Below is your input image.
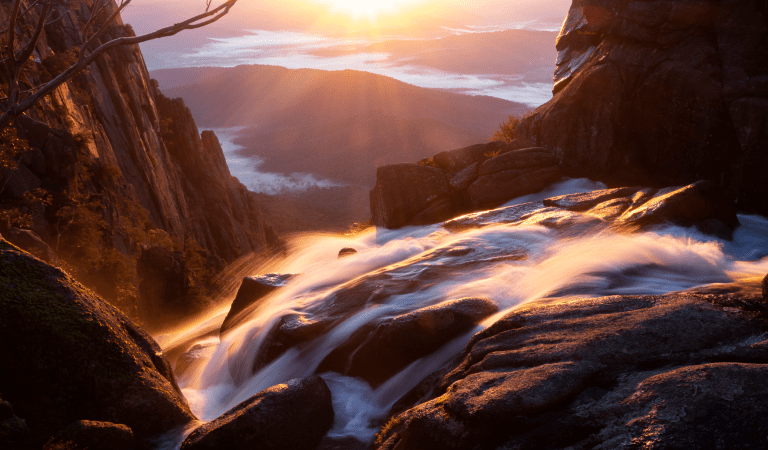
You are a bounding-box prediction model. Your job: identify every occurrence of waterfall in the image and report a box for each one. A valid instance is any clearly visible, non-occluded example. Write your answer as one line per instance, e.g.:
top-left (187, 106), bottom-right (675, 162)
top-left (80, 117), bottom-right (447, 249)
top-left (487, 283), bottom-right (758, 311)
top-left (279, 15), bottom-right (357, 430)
top-left (154, 179), bottom-right (768, 448)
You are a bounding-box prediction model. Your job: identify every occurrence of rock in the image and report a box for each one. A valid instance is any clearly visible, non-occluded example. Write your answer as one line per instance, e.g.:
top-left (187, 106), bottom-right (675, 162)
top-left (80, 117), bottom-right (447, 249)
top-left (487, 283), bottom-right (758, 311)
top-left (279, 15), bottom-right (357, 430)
top-left (4, 227), bottom-right (56, 262)
top-left (0, 399), bottom-right (30, 450)
top-left (317, 298), bottom-right (498, 387)
top-left (0, 163), bottom-right (41, 199)
top-left (449, 162), bottom-right (479, 191)
top-left (477, 147), bottom-right (557, 176)
top-left (542, 186), bottom-right (643, 211)
top-left (220, 274), bottom-right (294, 335)
top-left (0, 240), bottom-right (195, 446)
top-left (181, 376), bottom-right (333, 450)
top-left (175, 343), bottom-right (217, 379)
top-left (318, 435), bottom-right (368, 450)
top-left (763, 273), bottom-right (768, 302)
top-left (430, 141), bottom-right (515, 174)
top-left (517, 0), bottom-right (768, 216)
top-left (338, 247), bottom-right (358, 258)
top-left (43, 421), bottom-right (133, 450)
top-left (468, 166), bottom-right (562, 208)
top-left (617, 181), bottom-right (739, 234)
top-left (374, 287), bottom-right (768, 450)
top-left (370, 164), bottom-right (452, 229)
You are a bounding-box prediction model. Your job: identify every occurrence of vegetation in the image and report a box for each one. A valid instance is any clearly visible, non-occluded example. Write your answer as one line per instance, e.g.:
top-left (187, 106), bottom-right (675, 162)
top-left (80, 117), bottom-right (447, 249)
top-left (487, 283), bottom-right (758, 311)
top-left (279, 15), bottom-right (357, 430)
top-left (491, 114), bottom-right (520, 143)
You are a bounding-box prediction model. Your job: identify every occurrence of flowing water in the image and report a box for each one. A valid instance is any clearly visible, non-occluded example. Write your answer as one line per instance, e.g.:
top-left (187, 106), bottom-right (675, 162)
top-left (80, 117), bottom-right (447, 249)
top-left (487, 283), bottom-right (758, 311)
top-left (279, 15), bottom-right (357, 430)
top-left (154, 179), bottom-right (768, 448)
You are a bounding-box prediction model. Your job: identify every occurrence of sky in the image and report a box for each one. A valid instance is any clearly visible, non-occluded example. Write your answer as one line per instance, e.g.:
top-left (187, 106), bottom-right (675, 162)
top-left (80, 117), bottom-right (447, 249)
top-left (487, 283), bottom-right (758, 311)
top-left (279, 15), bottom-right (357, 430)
top-left (122, 0), bottom-right (572, 106)
top-left (121, 0), bottom-right (573, 193)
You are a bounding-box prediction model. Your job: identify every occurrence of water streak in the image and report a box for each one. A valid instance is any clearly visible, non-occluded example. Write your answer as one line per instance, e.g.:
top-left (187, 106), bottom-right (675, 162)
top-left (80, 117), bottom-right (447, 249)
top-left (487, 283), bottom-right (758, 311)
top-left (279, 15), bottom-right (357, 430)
top-left (158, 179), bottom-right (768, 448)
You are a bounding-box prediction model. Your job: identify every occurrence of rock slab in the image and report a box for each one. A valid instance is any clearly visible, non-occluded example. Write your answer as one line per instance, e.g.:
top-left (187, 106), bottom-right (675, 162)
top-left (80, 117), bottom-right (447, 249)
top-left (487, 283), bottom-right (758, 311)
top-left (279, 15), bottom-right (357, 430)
top-left (181, 376), bottom-right (333, 450)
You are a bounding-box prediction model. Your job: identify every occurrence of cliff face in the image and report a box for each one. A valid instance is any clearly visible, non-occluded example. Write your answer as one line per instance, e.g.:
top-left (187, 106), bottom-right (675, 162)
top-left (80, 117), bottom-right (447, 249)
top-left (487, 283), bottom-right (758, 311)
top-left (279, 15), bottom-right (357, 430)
top-left (0, 0), bottom-right (274, 318)
top-left (517, 0), bottom-right (768, 215)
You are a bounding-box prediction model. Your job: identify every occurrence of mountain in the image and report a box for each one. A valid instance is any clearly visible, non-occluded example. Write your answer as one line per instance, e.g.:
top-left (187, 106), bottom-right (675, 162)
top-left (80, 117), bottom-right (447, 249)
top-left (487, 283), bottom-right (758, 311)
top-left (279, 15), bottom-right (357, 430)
top-left (152, 65), bottom-right (531, 187)
top-left (0, 0), bottom-right (277, 323)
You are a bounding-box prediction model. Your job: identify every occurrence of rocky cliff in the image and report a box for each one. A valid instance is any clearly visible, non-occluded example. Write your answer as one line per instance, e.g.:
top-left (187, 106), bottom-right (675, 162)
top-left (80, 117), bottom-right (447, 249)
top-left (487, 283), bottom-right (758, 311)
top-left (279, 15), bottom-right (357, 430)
top-left (0, 0), bottom-right (276, 321)
top-left (517, 0), bottom-right (768, 215)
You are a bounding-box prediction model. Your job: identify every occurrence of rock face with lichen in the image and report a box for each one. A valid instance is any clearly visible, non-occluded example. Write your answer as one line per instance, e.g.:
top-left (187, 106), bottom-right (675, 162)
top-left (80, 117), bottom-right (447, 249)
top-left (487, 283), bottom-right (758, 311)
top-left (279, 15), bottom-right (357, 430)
top-left (0, 239), bottom-right (195, 448)
top-left (516, 0), bottom-right (768, 215)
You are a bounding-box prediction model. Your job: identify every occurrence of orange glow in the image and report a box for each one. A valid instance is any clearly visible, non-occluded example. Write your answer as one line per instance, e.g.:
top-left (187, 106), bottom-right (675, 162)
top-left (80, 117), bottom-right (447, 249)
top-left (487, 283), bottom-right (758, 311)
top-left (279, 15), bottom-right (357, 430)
top-left (314, 0), bottom-right (421, 18)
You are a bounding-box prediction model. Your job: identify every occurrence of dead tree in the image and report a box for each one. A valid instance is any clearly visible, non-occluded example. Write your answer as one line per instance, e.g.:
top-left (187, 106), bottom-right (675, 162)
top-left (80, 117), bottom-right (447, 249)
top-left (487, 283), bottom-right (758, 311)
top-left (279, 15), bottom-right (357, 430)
top-left (0, 0), bottom-right (236, 130)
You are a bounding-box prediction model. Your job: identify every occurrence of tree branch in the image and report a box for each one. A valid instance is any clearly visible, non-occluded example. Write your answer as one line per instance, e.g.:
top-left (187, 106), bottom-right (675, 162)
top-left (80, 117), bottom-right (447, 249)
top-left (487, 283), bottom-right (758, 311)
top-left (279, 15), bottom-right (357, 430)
top-left (0, 0), bottom-right (239, 130)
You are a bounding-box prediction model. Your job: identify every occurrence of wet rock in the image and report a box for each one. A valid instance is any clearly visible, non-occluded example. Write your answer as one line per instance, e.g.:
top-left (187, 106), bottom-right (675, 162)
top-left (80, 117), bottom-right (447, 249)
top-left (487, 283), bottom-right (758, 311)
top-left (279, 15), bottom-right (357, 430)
top-left (617, 181), bottom-right (739, 234)
top-left (251, 313), bottom-right (336, 375)
top-left (317, 298), bottom-right (498, 387)
top-left (175, 343), bottom-right (217, 379)
top-left (4, 227), bottom-right (56, 262)
top-left (43, 420), bottom-right (133, 450)
top-left (543, 186), bottom-right (643, 211)
top-left (338, 247), bottom-right (358, 258)
top-left (318, 435), bottom-right (368, 450)
top-left (374, 287), bottom-right (768, 450)
top-left (0, 240), bottom-right (195, 446)
top-left (370, 164), bottom-right (451, 229)
top-left (181, 376), bottom-right (333, 450)
top-left (220, 274), bottom-right (294, 335)
top-left (468, 166), bottom-right (562, 208)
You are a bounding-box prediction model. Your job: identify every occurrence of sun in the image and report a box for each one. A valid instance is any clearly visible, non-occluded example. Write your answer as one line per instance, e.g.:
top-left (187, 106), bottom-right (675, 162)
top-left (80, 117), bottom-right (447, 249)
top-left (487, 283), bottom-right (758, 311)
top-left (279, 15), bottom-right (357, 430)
top-left (319, 0), bottom-right (412, 17)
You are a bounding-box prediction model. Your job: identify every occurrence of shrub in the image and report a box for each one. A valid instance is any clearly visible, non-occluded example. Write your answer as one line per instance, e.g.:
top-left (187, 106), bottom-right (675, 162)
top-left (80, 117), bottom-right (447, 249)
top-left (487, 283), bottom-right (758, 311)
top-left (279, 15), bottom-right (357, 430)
top-left (491, 114), bottom-right (520, 143)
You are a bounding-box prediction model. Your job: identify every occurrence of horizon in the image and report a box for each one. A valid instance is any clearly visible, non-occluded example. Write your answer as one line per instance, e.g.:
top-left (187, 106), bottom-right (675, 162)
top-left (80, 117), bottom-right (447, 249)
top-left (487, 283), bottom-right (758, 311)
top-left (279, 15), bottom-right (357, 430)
top-left (123, 0), bottom-right (571, 106)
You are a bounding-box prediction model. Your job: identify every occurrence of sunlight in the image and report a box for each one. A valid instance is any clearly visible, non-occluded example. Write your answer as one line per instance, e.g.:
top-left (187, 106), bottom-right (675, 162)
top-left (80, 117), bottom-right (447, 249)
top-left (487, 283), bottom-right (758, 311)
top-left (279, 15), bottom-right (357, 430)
top-left (317, 0), bottom-right (416, 17)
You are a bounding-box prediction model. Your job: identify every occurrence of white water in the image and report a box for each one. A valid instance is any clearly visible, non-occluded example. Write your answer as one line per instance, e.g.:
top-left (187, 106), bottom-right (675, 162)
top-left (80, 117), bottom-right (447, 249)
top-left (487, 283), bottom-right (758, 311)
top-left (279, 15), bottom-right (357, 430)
top-left (155, 179), bottom-right (768, 448)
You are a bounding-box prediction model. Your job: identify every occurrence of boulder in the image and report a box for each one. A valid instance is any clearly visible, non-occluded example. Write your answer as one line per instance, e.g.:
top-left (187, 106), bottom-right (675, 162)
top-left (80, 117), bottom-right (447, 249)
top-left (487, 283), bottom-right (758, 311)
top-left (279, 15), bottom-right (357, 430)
top-left (374, 286), bottom-right (768, 450)
top-left (477, 147), bottom-right (557, 176)
top-left (468, 166), bottom-right (562, 208)
top-left (429, 141), bottom-right (515, 174)
top-left (0, 239), bottom-right (195, 446)
top-left (338, 248), bottom-right (358, 258)
top-left (43, 421), bottom-right (133, 450)
top-left (542, 186), bottom-right (643, 211)
top-left (4, 227), bottom-right (56, 262)
top-left (617, 181), bottom-right (739, 233)
top-left (181, 376), bottom-right (334, 450)
top-left (220, 273), bottom-right (294, 335)
top-left (370, 164), bottom-right (452, 229)
top-left (317, 298), bottom-right (498, 387)
top-left (0, 163), bottom-right (41, 199)
top-left (448, 162), bottom-right (479, 191)
top-left (517, 0), bottom-right (768, 216)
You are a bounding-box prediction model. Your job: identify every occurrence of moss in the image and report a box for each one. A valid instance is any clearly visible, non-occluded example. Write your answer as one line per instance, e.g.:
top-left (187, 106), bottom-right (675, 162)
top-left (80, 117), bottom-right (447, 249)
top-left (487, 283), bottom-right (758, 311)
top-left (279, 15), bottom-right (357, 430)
top-left (0, 242), bottom-right (135, 382)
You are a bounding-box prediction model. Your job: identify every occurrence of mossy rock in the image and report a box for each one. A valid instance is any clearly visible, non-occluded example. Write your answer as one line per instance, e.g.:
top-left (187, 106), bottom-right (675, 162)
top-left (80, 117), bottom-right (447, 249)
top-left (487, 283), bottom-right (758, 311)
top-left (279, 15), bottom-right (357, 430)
top-left (0, 239), bottom-right (195, 447)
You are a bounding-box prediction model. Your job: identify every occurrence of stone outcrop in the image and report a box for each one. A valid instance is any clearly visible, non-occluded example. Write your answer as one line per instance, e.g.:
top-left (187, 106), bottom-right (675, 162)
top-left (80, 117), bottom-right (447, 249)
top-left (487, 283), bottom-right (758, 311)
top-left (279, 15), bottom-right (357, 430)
top-left (374, 282), bottom-right (768, 450)
top-left (517, 0), bottom-right (768, 215)
top-left (0, 0), bottom-right (277, 319)
top-left (181, 376), bottom-right (333, 450)
top-left (0, 239), bottom-right (195, 447)
top-left (371, 141), bottom-right (561, 228)
top-left (220, 273), bottom-right (295, 335)
top-left (317, 298), bottom-right (499, 387)
top-left (445, 181), bottom-right (739, 239)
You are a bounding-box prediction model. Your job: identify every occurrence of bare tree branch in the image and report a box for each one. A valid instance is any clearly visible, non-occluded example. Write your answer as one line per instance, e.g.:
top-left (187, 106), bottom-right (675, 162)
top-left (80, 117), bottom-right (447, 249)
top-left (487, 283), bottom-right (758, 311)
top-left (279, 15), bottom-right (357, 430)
top-left (0, 0), bottom-right (238, 130)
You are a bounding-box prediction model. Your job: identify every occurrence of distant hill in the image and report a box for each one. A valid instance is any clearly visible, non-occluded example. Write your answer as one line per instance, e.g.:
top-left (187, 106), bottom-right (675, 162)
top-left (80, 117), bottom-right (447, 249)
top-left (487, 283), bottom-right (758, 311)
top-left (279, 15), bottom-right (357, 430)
top-left (153, 65), bottom-right (531, 187)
